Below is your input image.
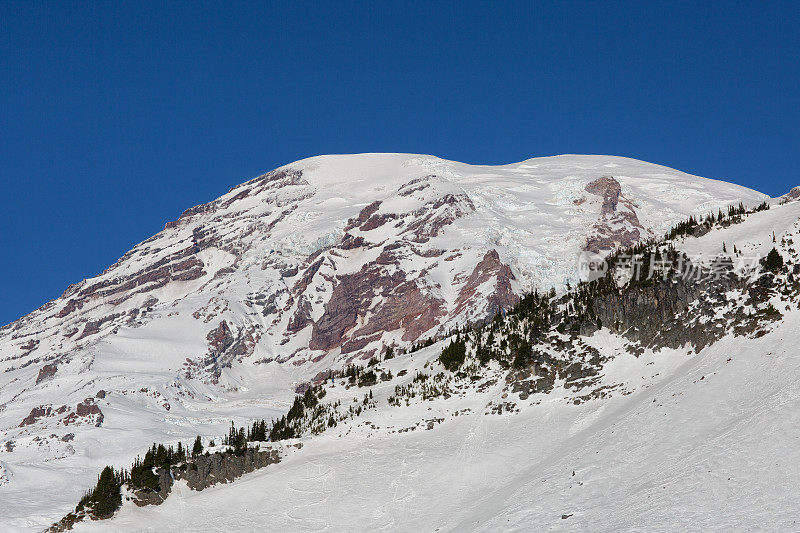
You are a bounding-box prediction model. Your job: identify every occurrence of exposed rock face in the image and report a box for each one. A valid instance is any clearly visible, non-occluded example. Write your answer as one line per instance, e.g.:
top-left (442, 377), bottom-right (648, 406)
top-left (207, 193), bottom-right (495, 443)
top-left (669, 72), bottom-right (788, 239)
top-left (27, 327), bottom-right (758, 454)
top-left (585, 176), bottom-right (623, 216)
top-left (131, 468), bottom-right (173, 507)
top-left (584, 176), bottom-right (650, 253)
top-left (453, 249), bottom-right (517, 321)
top-left (305, 185), bottom-right (479, 356)
top-left (309, 266), bottom-right (447, 354)
top-left (781, 186), bottom-right (800, 203)
top-left (64, 399), bottom-right (104, 427)
top-left (207, 320), bottom-right (234, 354)
top-left (504, 249), bottom-right (797, 409)
top-left (175, 447), bottom-right (282, 491)
top-left (20, 405), bottom-right (52, 427)
top-left (560, 258), bottom-right (790, 353)
top-left (191, 320), bottom-right (260, 382)
top-left (36, 363), bottom-right (57, 384)
top-left (19, 400), bottom-right (104, 428)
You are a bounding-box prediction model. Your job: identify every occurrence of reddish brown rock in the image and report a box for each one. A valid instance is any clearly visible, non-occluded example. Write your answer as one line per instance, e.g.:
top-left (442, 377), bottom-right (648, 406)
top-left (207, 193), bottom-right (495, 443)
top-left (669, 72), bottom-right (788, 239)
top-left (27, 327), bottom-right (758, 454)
top-left (65, 399), bottom-right (104, 427)
top-left (56, 299), bottom-right (81, 318)
top-left (344, 201), bottom-right (382, 231)
top-left (583, 176), bottom-right (647, 253)
top-left (585, 176), bottom-right (622, 215)
top-left (77, 312), bottom-right (123, 340)
top-left (404, 193), bottom-right (474, 243)
top-left (207, 321), bottom-right (234, 354)
top-left (360, 212), bottom-right (396, 231)
top-left (36, 363), bottom-right (57, 384)
top-left (20, 405), bottom-right (52, 427)
top-left (292, 258), bottom-right (324, 295)
top-left (287, 298), bottom-right (312, 333)
top-left (309, 263), bottom-right (446, 351)
top-left (453, 249), bottom-right (517, 321)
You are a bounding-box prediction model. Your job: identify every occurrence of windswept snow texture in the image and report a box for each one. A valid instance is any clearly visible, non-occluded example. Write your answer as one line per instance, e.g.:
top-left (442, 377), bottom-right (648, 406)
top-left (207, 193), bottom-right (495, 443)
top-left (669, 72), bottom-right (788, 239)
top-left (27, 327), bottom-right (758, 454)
top-left (0, 154), bottom-right (774, 530)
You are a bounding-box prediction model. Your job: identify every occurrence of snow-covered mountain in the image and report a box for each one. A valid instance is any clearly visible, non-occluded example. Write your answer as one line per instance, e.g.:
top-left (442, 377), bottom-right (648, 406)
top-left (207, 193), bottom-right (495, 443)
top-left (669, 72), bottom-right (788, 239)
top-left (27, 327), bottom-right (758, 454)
top-left (2, 153), bottom-right (791, 531)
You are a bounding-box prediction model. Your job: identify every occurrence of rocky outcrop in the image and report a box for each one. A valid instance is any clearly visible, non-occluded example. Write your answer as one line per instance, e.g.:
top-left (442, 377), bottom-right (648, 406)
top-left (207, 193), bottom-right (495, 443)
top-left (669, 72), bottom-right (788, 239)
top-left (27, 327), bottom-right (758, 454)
top-left (192, 321), bottom-right (260, 381)
top-left (564, 253), bottom-right (791, 353)
top-left (309, 263), bottom-right (446, 354)
top-left (585, 176), bottom-right (623, 216)
top-left (63, 398), bottom-right (104, 427)
top-left (20, 405), bottom-right (52, 427)
top-left (48, 446), bottom-right (284, 531)
top-left (131, 468), bottom-right (173, 507)
top-left (36, 363), bottom-right (57, 384)
top-left (19, 399), bottom-right (104, 428)
top-left (584, 176), bottom-right (649, 253)
top-left (453, 249), bottom-right (517, 321)
top-left (780, 186), bottom-right (800, 203)
top-left (207, 320), bottom-right (234, 354)
top-left (175, 447), bottom-right (282, 491)
top-left (344, 201), bottom-right (382, 231)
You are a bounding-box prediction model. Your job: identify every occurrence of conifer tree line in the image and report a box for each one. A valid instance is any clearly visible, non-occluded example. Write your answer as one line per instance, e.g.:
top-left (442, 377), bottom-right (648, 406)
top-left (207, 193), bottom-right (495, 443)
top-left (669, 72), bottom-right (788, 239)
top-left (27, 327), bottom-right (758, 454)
top-left (665, 201), bottom-right (769, 240)
top-left (436, 201), bottom-right (785, 374)
top-left (73, 385), bottom-right (330, 519)
top-left (77, 466), bottom-right (125, 519)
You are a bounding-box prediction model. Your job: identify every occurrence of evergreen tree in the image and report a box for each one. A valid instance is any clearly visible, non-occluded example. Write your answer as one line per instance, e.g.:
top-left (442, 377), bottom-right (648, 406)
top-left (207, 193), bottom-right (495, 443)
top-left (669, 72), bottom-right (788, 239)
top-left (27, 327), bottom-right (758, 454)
top-left (438, 337), bottom-right (467, 371)
top-left (79, 466), bottom-right (122, 518)
top-left (192, 435), bottom-right (203, 457)
top-left (129, 455), bottom-right (159, 492)
top-left (763, 248), bottom-right (784, 273)
top-left (384, 345), bottom-right (395, 360)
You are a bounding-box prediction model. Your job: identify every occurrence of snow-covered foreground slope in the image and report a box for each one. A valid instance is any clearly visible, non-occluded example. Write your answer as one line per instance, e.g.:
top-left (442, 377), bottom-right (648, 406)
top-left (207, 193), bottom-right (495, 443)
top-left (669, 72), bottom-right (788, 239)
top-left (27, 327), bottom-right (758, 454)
top-left (0, 153), bottom-right (790, 531)
top-left (71, 311), bottom-right (800, 532)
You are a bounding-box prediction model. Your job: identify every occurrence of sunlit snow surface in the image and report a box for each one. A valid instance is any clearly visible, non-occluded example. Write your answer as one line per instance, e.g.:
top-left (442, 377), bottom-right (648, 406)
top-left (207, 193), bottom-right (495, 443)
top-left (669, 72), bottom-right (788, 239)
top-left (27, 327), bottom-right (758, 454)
top-left (72, 318), bottom-right (800, 532)
top-left (1, 154), bottom-right (788, 531)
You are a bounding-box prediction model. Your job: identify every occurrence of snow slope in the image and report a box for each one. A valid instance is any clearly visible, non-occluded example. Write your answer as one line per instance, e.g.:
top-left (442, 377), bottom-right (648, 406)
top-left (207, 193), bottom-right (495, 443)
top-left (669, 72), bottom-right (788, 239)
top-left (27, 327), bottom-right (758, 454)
top-left (71, 308), bottom-right (800, 532)
top-left (0, 154), bottom-right (780, 530)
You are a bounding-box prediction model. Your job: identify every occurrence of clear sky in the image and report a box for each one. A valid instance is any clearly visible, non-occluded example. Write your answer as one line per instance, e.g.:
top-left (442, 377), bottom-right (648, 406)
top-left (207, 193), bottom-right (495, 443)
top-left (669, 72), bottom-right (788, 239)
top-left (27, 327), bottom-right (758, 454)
top-left (1, 1), bottom-right (798, 326)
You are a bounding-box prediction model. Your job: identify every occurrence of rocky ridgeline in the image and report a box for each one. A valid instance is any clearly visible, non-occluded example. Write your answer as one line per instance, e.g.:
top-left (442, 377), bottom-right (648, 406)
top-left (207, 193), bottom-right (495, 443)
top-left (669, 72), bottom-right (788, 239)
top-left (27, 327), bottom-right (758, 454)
top-left (176, 445), bottom-right (283, 491)
top-left (48, 445), bottom-right (286, 531)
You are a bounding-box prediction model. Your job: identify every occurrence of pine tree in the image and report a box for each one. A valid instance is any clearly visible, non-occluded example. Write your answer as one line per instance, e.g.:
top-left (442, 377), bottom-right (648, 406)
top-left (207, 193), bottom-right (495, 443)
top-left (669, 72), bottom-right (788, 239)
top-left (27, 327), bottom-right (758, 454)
top-left (763, 248), bottom-right (784, 273)
top-left (79, 466), bottom-right (122, 518)
top-left (192, 435), bottom-right (203, 457)
top-left (438, 337), bottom-right (467, 371)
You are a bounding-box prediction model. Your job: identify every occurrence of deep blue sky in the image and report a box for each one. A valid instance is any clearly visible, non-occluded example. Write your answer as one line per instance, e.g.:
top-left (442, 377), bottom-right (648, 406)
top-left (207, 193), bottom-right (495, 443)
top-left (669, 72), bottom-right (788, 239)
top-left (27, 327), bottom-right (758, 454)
top-left (1, 1), bottom-right (798, 326)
